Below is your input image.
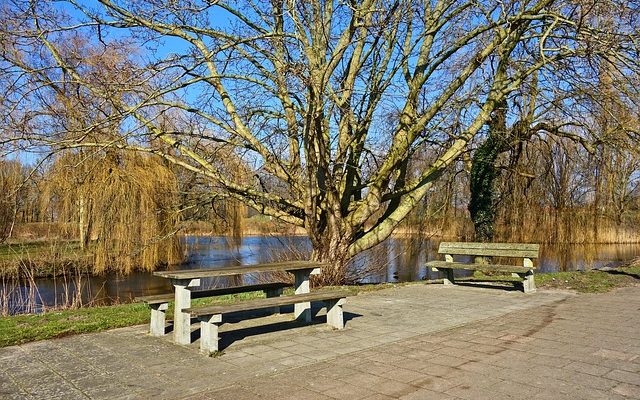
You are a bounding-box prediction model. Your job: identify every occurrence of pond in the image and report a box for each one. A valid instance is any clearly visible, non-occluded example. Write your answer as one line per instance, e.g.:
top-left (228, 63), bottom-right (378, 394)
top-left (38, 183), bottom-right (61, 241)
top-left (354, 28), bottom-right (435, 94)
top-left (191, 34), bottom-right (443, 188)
top-left (4, 235), bottom-right (640, 314)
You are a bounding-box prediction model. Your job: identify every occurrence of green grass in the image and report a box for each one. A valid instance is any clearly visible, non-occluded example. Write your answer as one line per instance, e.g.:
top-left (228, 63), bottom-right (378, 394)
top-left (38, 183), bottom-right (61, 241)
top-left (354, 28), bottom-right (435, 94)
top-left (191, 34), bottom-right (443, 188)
top-left (534, 266), bottom-right (640, 293)
top-left (468, 266), bottom-right (640, 293)
top-left (0, 240), bottom-right (94, 278)
top-left (0, 290), bottom-right (282, 347)
top-left (0, 240), bottom-right (86, 259)
top-left (0, 303), bottom-right (150, 347)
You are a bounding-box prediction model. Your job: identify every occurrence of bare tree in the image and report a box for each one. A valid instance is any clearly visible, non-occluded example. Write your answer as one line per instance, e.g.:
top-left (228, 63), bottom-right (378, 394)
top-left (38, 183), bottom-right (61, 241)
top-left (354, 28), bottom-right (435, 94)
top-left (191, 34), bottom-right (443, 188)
top-left (1, 0), bottom-right (639, 283)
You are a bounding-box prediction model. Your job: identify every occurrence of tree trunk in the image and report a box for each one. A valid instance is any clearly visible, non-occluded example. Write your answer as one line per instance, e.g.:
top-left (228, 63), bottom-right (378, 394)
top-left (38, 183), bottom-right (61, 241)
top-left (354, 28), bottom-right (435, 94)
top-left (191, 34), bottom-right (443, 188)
top-left (468, 143), bottom-right (501, 242)
top-left (468, 101), bottom-right (510, 242)
top-left (311, 238), bottom-right (352, 286)
top-left (79, 195), bottom-right (86, 250)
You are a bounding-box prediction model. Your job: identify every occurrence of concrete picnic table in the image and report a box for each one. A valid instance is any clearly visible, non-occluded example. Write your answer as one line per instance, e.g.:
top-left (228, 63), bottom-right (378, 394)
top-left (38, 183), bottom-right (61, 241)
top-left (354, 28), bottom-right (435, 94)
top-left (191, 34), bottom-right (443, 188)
top-left (153, 261), bottom-right (325, 345)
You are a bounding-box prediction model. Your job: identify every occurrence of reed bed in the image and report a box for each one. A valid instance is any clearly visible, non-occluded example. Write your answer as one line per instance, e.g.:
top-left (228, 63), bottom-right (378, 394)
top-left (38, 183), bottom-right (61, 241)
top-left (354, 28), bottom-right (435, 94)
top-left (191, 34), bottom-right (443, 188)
top-left (0, 244), bottom-right (97, 316)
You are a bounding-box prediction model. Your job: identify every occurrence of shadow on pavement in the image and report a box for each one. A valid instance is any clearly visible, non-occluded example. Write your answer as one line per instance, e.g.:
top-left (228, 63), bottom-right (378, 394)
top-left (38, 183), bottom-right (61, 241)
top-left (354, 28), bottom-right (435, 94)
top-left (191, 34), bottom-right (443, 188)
top-left (601, 268), bottom-right (640, 280)
top-left (179, 304), bottom-right (362, 349)
top-left (452, 280), bottom-right (522, 292)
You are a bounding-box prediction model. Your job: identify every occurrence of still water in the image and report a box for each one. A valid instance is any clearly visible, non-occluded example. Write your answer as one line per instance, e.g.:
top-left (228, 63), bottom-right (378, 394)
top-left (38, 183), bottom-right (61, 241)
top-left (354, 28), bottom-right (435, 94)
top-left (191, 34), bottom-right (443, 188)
top-left (6, 236), bottom-right (640, 313)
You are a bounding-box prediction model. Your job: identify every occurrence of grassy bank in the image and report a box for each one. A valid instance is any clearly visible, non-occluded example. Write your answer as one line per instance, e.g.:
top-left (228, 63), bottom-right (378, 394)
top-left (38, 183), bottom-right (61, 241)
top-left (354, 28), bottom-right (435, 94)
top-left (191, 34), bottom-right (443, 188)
top-left (1, 267), bottom-right (638, 348)
top-left (0, 290), bottom-right (272, 347)
top-left (0, 284), bottom-right (399, 348)
top-left (0, 241), bottom-right (93, 278)
top-left (534, 265), bottom-right (640, 293)
top-left (469, 265), bottom-right (640, 293)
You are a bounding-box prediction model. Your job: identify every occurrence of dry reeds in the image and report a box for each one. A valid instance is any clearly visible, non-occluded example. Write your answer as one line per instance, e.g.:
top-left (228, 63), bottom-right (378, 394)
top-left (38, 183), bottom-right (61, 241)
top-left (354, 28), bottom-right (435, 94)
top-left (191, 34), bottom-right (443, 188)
top-left (0, 253), bottom-right (92, 316)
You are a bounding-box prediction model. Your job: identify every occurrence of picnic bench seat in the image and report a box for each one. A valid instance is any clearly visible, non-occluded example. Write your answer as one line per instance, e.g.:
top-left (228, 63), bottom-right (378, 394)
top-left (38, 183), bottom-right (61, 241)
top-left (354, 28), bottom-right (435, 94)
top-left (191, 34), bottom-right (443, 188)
top-left (135, 282), bottom-right (291, 336)
top-left (184, 290), bottom-right (350, 353)
top-left (426, 242), bottom-right (540, 293)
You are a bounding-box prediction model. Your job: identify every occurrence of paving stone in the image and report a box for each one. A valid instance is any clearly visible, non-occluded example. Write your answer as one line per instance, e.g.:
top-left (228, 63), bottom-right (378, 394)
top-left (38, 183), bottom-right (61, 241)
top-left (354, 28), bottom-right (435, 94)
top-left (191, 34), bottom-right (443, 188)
top-left (594, 348), bottom-right (635, 361)
top-left (556, 370), bottom-right (619, 391)
top-left (606, 369), bottom-right (640, 386)
top-left (398, 388), bottom-right (455, 400)
top-left (612, 383), bottom-right (640, 398)
top-left (445, 384), bottom-right (516, 400)
top-left (280, 388), bottom-right (334, 400)
top-left (322, 383), bottom-right (376, 399)
top-left (563, 361), bottom-right (611, 376)
top-left (3, 284), bottom-right (640, 399)
top-left (199, 385), bottom-right (261, 400)
top-left (427, 354), bottom-right (468, 368)
top-left (411, 375), bottom-right (459, 392)
top-left (366, 379), bottom-right (416, 397)
top-left (382, 367), bottom-right (430, 384)
top-left (364, 394), bottom-right (396, 400)
top-left (491, 379), bottom-right (540, 398)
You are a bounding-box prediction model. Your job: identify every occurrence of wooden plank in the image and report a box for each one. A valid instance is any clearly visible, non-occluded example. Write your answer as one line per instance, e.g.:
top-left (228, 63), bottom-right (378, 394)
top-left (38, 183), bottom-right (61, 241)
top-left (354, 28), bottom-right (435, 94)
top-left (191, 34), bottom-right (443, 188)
top-left (184, 290), bottom-right (351, 317)
top-left (426, 261), bottom-right (533, 274)
top-left (153, 261), bottom-right (327, 279)
top-left (437, 242), bottom-right (540, 258)
top-left (135, 282), bottom-right (291, 305)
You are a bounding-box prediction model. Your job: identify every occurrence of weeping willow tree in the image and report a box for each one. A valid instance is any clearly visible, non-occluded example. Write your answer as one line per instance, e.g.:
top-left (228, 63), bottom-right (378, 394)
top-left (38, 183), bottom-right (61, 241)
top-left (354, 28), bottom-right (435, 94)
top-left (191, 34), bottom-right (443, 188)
top-left (41, 151), bottom-right (183, 274)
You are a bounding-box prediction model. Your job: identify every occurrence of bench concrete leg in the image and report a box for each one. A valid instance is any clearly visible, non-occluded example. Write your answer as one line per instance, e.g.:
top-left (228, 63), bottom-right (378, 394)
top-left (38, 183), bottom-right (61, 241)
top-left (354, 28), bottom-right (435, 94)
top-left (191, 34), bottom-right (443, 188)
top-left (172, 278), bottom-right (200, 345)
top-left (442, 269), bottom-right (455, 285)
top-left (149, 302), bottom-right (168, 336)
top-left (199, 314), bottom-right (222, 354)
top-left (325, 298), bottom-right (346, 330)
top-left (293, 270), bottom-right (311, 322)
top-left (519, 271), bottom-right (536, 293)
top-left (265, 288), bottom-right (283, 314)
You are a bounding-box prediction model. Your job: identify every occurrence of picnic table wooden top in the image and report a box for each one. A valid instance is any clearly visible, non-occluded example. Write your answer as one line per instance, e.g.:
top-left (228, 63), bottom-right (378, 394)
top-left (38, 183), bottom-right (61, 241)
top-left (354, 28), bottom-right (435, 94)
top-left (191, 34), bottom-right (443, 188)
top-left (153, 260), bottom-right (326, 280)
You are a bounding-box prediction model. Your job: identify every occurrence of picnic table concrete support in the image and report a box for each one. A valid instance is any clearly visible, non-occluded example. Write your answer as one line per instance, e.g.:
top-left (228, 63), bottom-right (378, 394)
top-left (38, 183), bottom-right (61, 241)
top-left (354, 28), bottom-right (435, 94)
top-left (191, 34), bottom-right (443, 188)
top-left (149, 302), bottom-right (169, 337)
top-left (519, 270), bottom-right (536, 293)
top-left (325, 298), bottom-right (346, 329)
top-left (441, 269), bottom-right (455, 285)
top-left (293, 269), bottom-right (311, 322)
top-left (442, 254), bottom-right (455, 285)
top-left (520, 258), bottom-right (535, 293)
top-left (199, 314), bottom-right (222, 353)
top-left (171, 278), bottom-right (200, 345)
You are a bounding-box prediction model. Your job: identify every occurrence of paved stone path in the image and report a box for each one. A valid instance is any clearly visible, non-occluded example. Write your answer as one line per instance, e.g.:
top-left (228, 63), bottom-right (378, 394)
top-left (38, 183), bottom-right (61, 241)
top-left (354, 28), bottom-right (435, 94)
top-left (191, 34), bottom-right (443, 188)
top-left (1, 283), bottom-right (639, 399)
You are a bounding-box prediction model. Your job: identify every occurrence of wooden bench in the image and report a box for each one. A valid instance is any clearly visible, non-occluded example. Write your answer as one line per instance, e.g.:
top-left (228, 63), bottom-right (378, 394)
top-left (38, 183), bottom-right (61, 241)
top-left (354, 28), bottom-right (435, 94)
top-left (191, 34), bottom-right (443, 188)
top-left (185, 290), bottom-right (350, 353)
top-left (135, 282), bottom-right (290, 336)
top-left (426, 242), bottom-right (540, 293)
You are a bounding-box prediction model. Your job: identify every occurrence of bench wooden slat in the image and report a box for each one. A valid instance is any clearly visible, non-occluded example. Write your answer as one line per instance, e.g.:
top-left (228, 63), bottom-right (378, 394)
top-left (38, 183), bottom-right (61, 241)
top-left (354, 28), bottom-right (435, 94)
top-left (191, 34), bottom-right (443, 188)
top-left (427, 261), bottom-right (533, 274)
top-left (135, 282), bottom-right (291, 305)
top-left (184, 290), bottom-right (351, 317)
top-left (438, 242), bottom-right (540, 258)
top-left (153, 261), bottom-right (327, 280)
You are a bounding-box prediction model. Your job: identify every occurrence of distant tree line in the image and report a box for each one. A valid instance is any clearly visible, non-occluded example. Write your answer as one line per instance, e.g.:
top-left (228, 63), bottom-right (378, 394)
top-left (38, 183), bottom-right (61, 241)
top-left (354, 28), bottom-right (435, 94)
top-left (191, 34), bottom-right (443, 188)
top-left (404, 134), bottom-right (640, 244)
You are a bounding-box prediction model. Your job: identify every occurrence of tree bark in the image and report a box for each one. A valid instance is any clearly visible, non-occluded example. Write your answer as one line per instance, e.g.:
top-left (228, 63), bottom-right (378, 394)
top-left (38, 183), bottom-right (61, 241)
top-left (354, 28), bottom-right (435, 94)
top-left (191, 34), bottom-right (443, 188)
top-left (468, 104), bottom-right (510, 242)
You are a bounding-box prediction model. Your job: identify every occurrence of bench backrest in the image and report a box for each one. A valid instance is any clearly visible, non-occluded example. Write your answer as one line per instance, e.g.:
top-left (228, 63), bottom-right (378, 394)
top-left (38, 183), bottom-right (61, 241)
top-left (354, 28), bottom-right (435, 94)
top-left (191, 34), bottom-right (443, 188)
top-left (437, 242), bottom-right (539, 259)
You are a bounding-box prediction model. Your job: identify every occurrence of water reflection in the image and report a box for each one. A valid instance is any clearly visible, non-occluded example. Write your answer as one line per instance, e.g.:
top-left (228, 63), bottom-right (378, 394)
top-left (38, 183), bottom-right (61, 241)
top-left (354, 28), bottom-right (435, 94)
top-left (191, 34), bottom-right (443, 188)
top-left (4, 236), bottom-right (640, 313)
